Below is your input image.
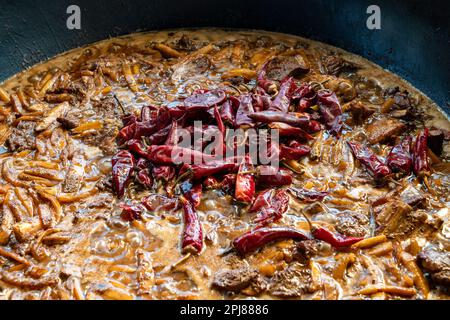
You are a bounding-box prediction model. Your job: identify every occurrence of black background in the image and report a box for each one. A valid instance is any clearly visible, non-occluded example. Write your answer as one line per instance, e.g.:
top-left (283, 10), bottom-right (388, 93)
top-left (0, 0), bottom-right (449, 111)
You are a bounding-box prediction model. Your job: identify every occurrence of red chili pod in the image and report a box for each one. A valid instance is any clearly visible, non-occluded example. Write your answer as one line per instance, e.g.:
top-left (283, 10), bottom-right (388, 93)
top-left (311, 226), bottom-right (363, 248)
top-left (279, 141), bottom-right (311, 160)
top-left (180, 181), bottom-right (203, 208)
top-left (387, 136), bottom-right (412, 173)
top-left (235, 155), bottom-right (255, 203)
top-left (233, 227), bottom-right (310, 255)
top-left (180, 196), bottom-right (203, 254)
top-left (111, 150), bottom-right (135, 198)
top-left (317, 89), bottom-right (343, 136)
top-left (347, 141), bottom-right (391, 179)
top-left (257, 166), bottom-right (293, 187)
top-left (234, 94), bottom-right (255, 128)
top-left (269, 122), bottom-right (314, 141)
top-left (248, 111), bottom-right (311, 128)
top-left (120, 203), bottom-right (145, 221)
top-left (184, 89), bottom-right (226, 110)
top-left (412, 128), bottom-right (431, 178)
top-left (288, 187), bottom-right (329, 202)
top-left (152, 165), bottom-right (176, 182)
top-left (269, 77), bottom-right (295, 113)
top-left (252, 189), bottom-right (289, 225)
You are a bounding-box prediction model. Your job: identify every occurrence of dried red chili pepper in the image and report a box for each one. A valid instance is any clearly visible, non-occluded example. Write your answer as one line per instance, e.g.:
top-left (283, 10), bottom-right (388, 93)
top-left (413, 128), bottom-right (431, 178)
top-left (180, 196), bottom-right (203, 254)
top-left (126, 139), bottom-right (148, 158)
top-left (167, 101), bottom-right (187, 119)
top-left (145, 123), bottom-right (172, 145)
top-left (180, 181), bottom-right (203, 208)
top-left (235, 155), bottom-right (255, 203)
top-left (269, 122), bottom-right (313, 141)
top-left (317, 89), bottom-right (343, 136)
top-left (136, 170), bottom-right (152, 188)
top-left (387, 136), bottom-right (412, 173)
top-left (203, 176), bottom-right (220, 189)
top-left (292, 83), bottom-right (317, 111)
top-left (140, 105), bottom-right (158, 122)
top-left (146, 145), bottom-right (215, 165)
top-left (252, 87), bottom-right (272, 111)
top-left (184, 89), bottom-right (226, 111)
top-left (122, 113), bottom-right (137, 126)
top-left (180, 161), bottom-right (237, 180)
top-left (219, 99), bottom-right (237, 125)
top-left (249, 189), bottom-right (274, 213)
top-left (118, 123), bottom-right (137, 142)
top-left (347, 141), bottom-right (391, 179)
top-left (165, 120), bottom-right (179, 146)
top-left (213, 105), bottom-right (226, 156)
top-left (111, 150), bottom-right (135, 198)
top-left (135, 158), bottom-right (152, 188)
top-left (233, 227), bottom-right (309, 255)
top-left (136, 107), bottom-right (171, 139)
top-left (120, 202), bottom-right (145, 221)
top-left (219, 173), bottom-right (237, 193)
top-left (269, 77), bottom-right (295, 113)
top-left (288, 187), bottom-right (329, 202)
top-left (152, 165), bottom-right (176, 182)
top-left (257, 63), bottom-right (277, 94)
top-left (252, 189), bottom-right (290, 225)
top-left (311, 226), bottom-right (363, 248)
top-left (306, 119), bottom-right (322, 133)
top-left (118, 106), bottom-right (172, 142)
top-left (257, 166), bottom-right (293, 187)
top-left (279, 141), bottom-right (311, 160)
top-left (248, 111), bottom-right (311, 128)
top-left (235, 94), bottom-right (255, 128)
top-left (141, 194), bottom-right (179, 212)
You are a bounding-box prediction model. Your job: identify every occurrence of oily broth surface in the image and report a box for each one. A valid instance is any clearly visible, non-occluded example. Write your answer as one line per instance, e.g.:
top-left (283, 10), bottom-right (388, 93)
top-left (0, 29), bottom-right (448, 300)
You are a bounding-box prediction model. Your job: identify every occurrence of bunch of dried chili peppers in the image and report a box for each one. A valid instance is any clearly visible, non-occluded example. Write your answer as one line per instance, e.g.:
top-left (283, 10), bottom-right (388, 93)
top-left (111, 71), bottom-right (433, 256)
top-left (347, 128), bottom-right (431, 180)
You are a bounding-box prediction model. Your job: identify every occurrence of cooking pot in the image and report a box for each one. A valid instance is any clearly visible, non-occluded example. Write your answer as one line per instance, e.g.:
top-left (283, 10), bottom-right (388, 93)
top-left (0, 0), bottom-right (448, 112)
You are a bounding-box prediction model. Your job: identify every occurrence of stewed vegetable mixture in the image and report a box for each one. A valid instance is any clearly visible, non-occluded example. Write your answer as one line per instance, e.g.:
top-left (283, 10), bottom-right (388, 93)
top-left (0, 29), bottom-right (448, 300)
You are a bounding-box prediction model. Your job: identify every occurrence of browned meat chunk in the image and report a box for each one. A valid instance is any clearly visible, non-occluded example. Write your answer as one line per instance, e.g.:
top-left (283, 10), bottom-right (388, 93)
top-left (57, 116), bottom-right (79, 130)
top-left (390, 109), bottom-right (411, 119)
top-left (347, 101), bottom-right (374, 124)
top-left (169, 34), bottom-right (202, 51)
top-left (96, 173), bottom-right (112, 192)
top-left (49, 77), bottom-right (89, 103)
top-left (212, 268), bottom-right (258, 292)
top-left (383, 87), bottom-right (413, 110)
top-left (63, 154), bottom-right (85, 193)
top-left (417, 246), bottom-right (450, 288)
top-left (366, 118), bottom-right (406, 144)
top-left (399, 185), bottom-right (426, 207)
top-left (264, 55), bottom-right (309, 81)
top-left (92, 96), bottom-right (120, 119)
top-left (294, 240), bottom-right (331, 262)
top-left (335, 211), bottom-right (370, 237)
top-left (80, 119), bottom-right (120, 155)
top-left (427, 128), bottom-right (447, 156)
top-left (6, 121), bottom-right (36, 151)
top-left (374, 200), bottom-right (428, 238)
top-left (321, 54), bottom-right (357, 76)
top-left (171, 55), bottom-right (211, 81)
top-left (269, 263), bottom-right (316, 297)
